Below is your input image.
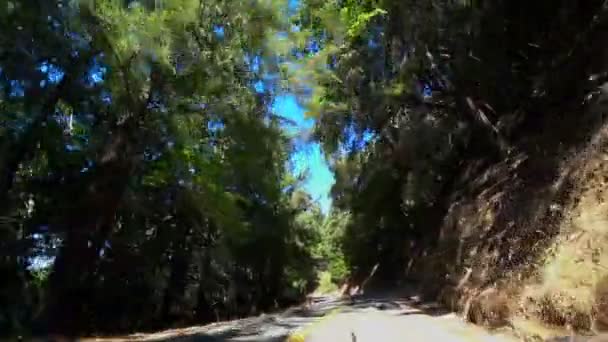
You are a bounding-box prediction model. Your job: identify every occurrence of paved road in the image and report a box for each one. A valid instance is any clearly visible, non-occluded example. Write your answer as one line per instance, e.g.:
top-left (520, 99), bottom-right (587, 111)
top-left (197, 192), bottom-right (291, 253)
top-left (301, 295), bottom-right (516, 342)
top-left (96, 291), bottom-right (519, 342)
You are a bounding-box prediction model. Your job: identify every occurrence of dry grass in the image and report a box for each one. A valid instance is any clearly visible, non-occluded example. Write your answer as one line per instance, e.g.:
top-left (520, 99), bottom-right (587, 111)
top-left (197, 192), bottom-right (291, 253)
top-left (523, 187), bottom-right (608, 332)
top-left (410, 121), bottom-right (608, 336)
top-left (466, 287), bottom-right (513, 328)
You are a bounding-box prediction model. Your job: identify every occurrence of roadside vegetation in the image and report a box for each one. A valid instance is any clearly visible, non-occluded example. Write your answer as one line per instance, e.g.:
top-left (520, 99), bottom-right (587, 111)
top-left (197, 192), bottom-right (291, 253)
top-left (293, 0), bottom-right (608, 338)
top-left (3, 0), bottom-right (608, 339)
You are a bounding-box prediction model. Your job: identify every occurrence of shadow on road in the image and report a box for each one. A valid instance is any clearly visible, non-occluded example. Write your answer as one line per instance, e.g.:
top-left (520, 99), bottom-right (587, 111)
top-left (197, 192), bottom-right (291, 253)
top-left (342, 290), bottom-right (451, 317)
top-left (143, 317), bottom-right (294, 342)
top-left (72, 291), bottom-right (456, 341)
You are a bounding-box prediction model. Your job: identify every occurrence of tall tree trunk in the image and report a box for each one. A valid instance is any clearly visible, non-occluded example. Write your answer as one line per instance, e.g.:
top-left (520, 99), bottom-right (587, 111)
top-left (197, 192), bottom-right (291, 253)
top-left (39, 125), bottom-right (135, 334)
top-left (195, 229), bottom-right (216, 323)
top-left (161, 224), bottom-right (193, 323)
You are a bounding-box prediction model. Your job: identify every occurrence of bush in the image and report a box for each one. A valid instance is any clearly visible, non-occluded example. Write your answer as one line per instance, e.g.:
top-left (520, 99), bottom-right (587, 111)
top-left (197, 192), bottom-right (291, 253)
top-left (316, 271), bottom-right (339, 294)
top-left (328, 255), bottom-right (348, 284)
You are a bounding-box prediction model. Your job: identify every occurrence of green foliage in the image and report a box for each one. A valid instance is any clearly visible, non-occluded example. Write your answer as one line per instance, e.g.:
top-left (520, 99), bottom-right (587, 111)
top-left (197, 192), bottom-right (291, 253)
top-left (30, 268), bottom-right (50, 288)
top-left (298, 0), bottom-right (608, 284)
top-left (320, 211), bottom-right (349, 281)
top-left (316, 270), bottom-right (339, 294)
top-left (0, 0), bottom-right (322, 335)
top-left (340, 5), bottom-right (386, 39)
top-left (2, 0), bottom-right (606, 336)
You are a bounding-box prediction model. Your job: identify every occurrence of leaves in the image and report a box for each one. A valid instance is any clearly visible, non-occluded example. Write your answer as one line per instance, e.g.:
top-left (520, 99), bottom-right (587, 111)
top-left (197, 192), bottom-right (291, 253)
top-left (0, 0), bottom-right (320, 335)
top-left (341, 6), bottom-right (386, 39)
top-left (298, 0), bottom-right (608, 283)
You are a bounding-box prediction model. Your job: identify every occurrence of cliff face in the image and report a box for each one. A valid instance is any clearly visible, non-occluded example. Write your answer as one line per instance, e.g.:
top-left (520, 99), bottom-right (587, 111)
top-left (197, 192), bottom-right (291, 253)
top-left (407, 100), bottom-right (608, 336)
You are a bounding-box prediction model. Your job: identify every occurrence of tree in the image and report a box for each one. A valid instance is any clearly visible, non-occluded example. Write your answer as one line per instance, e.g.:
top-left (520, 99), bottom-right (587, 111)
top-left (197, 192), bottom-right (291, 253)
top-left (0, 0), bottom-right (320, 336)
top-left (297, 0), bottom-right (608, 283)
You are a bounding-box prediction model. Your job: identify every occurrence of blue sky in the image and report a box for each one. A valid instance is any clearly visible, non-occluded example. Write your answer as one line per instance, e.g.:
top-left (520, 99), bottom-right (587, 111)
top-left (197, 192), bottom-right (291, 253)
top-left (272, 94), bottom-right (334, 213)
top-left (267, 0), bottom-right (335, 214)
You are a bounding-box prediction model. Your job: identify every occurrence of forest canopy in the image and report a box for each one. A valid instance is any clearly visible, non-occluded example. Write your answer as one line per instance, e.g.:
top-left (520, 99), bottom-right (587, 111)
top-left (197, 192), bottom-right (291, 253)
top-left (2, 0), bottom-right (608, 337)
top-left (0, 0), bottom-right (322, 335)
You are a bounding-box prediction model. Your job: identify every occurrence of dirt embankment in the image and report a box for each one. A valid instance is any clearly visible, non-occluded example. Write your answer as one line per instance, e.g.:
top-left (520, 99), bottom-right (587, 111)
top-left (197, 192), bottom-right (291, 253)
top-left (407, 103), bottom-right (608, 339)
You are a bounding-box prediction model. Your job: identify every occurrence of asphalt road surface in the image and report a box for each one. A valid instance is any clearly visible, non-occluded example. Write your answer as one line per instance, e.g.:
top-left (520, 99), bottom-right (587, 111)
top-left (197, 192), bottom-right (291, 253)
top-left (91, 292), bottom-right (518, 342)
